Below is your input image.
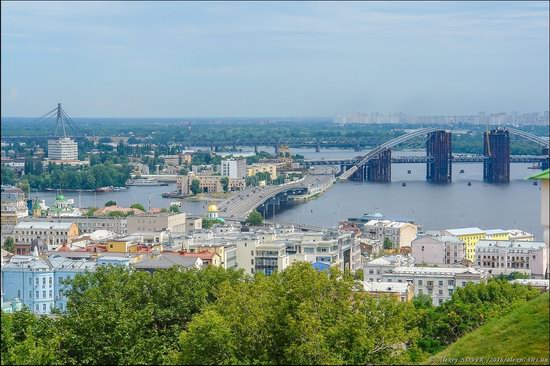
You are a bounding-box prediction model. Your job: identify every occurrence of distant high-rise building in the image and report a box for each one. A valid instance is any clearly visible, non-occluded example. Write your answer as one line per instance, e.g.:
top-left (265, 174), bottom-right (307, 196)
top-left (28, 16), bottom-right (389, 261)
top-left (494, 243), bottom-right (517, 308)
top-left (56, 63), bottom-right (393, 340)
top-left (221, 158), bottom-right (247, 179)
top-left (47, 137), bottom-right (78, 161)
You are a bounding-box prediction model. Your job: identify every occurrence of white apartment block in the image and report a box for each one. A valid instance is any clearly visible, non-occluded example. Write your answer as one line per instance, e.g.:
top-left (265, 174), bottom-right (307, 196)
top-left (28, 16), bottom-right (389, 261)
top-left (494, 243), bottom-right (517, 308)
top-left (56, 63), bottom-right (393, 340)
top-left (363, 255), bottom-right (415, 282)
top-left (47, 137), bottom-right (78, 161)
top-left (379, 267), bottom-right (487, 306)
top-left (363, 219), bottom-right (418, 248)
top-left (475, 240), bottom-right (548, 279)
top-left (126, 213), bottom-right (186, 234)
top-left (221, 158), bottom-right (247, 179)
top-left (13, 222), bottom-right (79, 249)
top-left (506, 229), bottom-right (535, 241)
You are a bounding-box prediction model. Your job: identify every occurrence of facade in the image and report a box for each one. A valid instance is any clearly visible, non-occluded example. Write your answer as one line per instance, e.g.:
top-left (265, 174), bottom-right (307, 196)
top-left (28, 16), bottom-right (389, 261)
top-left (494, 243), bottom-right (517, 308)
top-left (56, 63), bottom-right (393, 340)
top-left (1, 186), bottom-right (28, 240)
top-left (484, 229), bottom-right (510, 241)
top-left (380, 266), bottom-right (487, 306)
top-left (46, 195), bottom-right (81, 217)
top-left (50, 256), bottom-right (97, 311)
top-left (247, 163), bottom-right (278, 180)
top-left (13, 222), bottom-right (79, 250)
top-left (363, 219), bottom-right (418, 248)
top-left (47, 137), bottom-right (78, 161)
top-left (475, 240), bottom-right (548, 279)
top-left (24, 216), bottom-right (128, 236)
top-left (159, 155), bottom-right (180, 166)
top-left (411, 235), bottom-right (465, 266)
top-left (221, 158), bottom-right (247, 179)
top-left (528, 170), bottom-right (549, 248)
top-left (361, 281), bottom-right (415, 302)
top-left (133, 253), bottom-right (203, 272)
top-left (126, 213), bottom-right (186, 234)
top-left (363, 255), bottom-right (415, 282)
top-left (443, 227), bottom-right (486, 262)
top-left (177, 172), bottom-right (245, 195)
top-left (506, 229), bottom-right (535, 241)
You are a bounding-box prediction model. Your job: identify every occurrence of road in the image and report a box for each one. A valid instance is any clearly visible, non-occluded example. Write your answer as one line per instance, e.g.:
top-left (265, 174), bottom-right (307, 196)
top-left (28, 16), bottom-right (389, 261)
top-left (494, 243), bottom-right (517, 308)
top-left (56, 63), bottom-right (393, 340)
top-left (218, 174), bottom-right (334, 221)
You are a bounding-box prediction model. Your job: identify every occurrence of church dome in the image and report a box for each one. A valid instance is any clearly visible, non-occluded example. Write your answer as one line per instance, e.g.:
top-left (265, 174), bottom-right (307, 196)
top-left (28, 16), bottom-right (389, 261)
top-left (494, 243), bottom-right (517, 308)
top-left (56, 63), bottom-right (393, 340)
top-left (207, 204), bottom-right (219, 212)
top-left (56, 194), bottom-right (65, 201)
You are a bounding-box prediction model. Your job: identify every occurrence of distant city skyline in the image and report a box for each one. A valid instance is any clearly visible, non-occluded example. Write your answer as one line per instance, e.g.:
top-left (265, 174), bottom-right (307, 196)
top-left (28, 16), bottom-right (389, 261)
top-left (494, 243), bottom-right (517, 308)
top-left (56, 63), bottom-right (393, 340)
top-left (1, 1), bottom-right (549, 117)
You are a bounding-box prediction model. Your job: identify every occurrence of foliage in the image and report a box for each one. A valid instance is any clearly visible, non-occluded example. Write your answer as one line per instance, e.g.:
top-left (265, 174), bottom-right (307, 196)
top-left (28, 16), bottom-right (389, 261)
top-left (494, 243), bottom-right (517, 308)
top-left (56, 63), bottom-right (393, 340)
top-left (177, 263), bottom-right (420, 365)
top-left (178, 167), bottom-right (188, 175)
top-left (16, 179), bottom-right (30, 196)
top-left (106, 211), bottom-right (133, 217)
top-left (427, 292), bottom-right (549, 364)
top-left (1, 165), bottom-right (16, 186)
top-left (130, 203), bottom-right (145, 211)
top-left (25, 163), bottom-right (131, 191)
top-left (104, 200), bottom-right (117, 207)
top-left (383, 237), bottom-right (394, 250)
top-left (246, 210), bottom-right (263, 226)
top-left (169, 205), bottom-right (180, 213)
top-left (202, 218), bottom-right (224, 229)
top-left (84, 207), bottom-right (98, 217)
top-left (190, 179), bottom-right (201, 195)
top-left (414, 278), bottom-right (540, 354)
top-left (3, 236), bottom-right (15, 253)
top-left (498, 271), bottom-right (530, 280)
top-left (220, 177), bottom-right (229, 192)
top-left (1, 309), bottom-right (62, 365)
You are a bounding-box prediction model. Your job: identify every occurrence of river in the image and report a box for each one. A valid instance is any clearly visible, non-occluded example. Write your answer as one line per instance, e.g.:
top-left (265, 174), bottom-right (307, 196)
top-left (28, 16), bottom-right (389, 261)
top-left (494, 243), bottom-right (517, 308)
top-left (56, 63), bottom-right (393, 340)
top-left (32, 147), bottom-right (544, 240)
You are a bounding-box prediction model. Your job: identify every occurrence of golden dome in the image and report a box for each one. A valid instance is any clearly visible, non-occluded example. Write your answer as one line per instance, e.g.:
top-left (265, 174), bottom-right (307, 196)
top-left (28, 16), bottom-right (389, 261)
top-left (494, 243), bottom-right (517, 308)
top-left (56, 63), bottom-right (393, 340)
top-left (207, 204), bottom-right (219, 212)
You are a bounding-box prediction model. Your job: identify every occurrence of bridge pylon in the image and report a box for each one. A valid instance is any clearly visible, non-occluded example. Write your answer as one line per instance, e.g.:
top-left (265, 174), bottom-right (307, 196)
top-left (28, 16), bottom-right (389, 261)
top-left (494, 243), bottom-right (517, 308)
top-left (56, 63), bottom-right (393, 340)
top-left (483, 128), bottom-right (510, 183)
top-left (426, 130), bottom-right (452, 183)
top-left (367, 149), bottom-right (391, 182)
top-left (542, 147), bottom-right (549, 170)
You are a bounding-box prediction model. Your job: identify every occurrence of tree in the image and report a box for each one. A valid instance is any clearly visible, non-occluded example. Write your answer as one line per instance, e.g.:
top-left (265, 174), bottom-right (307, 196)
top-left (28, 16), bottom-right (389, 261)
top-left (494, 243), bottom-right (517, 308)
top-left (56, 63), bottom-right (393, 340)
top-left (85, 207), bottom-right (98, 217)
top-left (383, 237), bottom-right (394, 250)
top-left (3, 236), bottom-right (15, 253)
top-left (16, 179), bottom-right (30, 196)
top-left (1, 165), bottom-right (16, 185)
top-left (169, 205), bottom-right (180, 213)
top-left (190, 179), bottom-right (201, 195)
top-left (178, 167), bottom-right (188, 175)
top-left (104, 200), bottom-right (117, 207)
top-left (130, 203), bottom-right (145, 211)
top-left (220, 177), bottom-right (229, 192)
top-left (246, 210), bottom-right (263, 226)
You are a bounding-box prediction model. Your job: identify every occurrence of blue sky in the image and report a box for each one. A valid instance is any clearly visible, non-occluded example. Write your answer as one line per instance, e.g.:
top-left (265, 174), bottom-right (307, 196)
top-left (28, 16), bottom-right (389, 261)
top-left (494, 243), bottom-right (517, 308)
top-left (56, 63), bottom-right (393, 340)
top-left (1, 1), bottom-right (549, 117)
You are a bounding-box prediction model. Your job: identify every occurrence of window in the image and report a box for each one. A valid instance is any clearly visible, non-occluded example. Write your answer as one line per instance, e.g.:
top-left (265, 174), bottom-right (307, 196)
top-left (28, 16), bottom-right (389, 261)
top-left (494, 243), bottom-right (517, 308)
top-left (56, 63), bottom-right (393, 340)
top-left (43, 304), bottom-right (46, 311)
top-left (251, 250), bottom-right (254, 256)
top-left (438, 299), bottom-right (443, 305)
top-left (448, 280), bottom-right (455, 286)
top-left (29, 277), bottom-right (32, 285)
top-left (418, 289), bottom-right (423, 294)
top-left (35, 304), bottom-right (39, 311)
top-left (35, 278), bottom-right (39, 285)
top-left (438, 290), bottom-right (443, 295)
top-left (250, 259), bottom-right (254, 265)
top-left (49, 290), bottom-right (53, 298)
top-left (49, 277), bottom-right (52, 285)
top-left (29, 291), bottom-right (31, 298)
top-left (42, 277), bottom-right (46, 285)
top-left (43, 291), bottom-right (46, 298)
top-left (462, 282), bottom-right (466, 287)
top-left (369, 269), bottom-right (374, 274)
top-left (438, 280), bottom-right (443, 286)
top-left (36, 291), bottom-right (39, 298)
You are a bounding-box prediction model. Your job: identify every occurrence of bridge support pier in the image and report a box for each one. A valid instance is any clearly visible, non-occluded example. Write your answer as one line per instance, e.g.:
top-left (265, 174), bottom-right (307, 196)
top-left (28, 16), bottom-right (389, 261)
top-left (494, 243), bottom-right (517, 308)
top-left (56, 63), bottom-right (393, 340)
top-left (254, 145), bottom-right (258, 154)
top-left (483, 129), bottom-right (510, 183)
top-left (542, 147), bottom-right (549, 170)
top-left (426, 130), bottom-right (452, 183)
top-left (354, 144), bottom-right (361, 152)
top-left (315, 143), bottom-right (320, 153)
top-left (367, 149), bottom-right (391, 182)
top-left (274, 144), bottom-right (280, 156)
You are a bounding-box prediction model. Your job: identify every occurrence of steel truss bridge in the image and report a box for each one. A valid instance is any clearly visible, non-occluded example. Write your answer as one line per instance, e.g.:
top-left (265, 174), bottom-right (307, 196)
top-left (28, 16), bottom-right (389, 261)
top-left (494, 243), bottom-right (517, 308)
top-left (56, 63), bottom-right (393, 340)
top-left (303, 155), bottom-right (548, 166)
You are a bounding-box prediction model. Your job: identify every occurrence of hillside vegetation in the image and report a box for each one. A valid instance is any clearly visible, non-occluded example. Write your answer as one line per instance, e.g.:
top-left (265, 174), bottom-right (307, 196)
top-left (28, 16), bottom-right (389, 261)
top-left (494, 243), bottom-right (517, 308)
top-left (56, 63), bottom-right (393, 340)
top-left (427, 292), bottom-right (549, 365)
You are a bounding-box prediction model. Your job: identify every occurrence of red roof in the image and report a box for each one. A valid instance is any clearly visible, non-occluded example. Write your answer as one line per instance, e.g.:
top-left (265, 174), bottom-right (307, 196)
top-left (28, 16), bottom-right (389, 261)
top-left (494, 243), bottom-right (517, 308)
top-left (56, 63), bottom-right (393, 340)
top-left (178, 251), bottom-right (216, 260)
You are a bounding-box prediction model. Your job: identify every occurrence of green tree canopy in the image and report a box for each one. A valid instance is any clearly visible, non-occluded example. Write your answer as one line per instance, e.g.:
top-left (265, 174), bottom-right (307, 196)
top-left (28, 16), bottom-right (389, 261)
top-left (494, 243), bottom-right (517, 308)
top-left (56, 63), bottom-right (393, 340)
top-left (104, 200), bottom-right (117, 207)
top-left (130, 203), bottom-right (145, 211)
top-left (246, 210), bottom-right (263, 226)
top-left (3, 236), bottom-right (15, 253)
top-left (190, 179), bottom-right (201, 195)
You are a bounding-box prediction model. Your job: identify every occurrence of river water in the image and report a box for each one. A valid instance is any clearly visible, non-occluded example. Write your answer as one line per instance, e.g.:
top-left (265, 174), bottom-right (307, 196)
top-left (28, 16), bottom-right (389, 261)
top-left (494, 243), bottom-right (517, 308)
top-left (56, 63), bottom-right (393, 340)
top-left (33, 147), bottom-right (544, 240)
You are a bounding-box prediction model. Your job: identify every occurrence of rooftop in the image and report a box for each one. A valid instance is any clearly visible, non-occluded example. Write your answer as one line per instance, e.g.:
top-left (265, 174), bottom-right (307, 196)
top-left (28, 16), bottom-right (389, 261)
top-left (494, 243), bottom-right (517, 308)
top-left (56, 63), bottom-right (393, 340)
top-left (15, 221), bottom-right (75, 230)
top-left (445, 227), bottom-right (485, 236)
top-left (363, 281), bottom-right (410, 293)
top-left (476, 240), bottom-right (546, 250)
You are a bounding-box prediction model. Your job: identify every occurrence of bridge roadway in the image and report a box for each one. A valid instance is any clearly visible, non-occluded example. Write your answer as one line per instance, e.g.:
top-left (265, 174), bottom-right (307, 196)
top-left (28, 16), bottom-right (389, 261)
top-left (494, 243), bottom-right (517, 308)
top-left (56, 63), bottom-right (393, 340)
top-left (303, 154), bottom-right (548, 166)
top-left (218, 174), bottom-right (334, 221)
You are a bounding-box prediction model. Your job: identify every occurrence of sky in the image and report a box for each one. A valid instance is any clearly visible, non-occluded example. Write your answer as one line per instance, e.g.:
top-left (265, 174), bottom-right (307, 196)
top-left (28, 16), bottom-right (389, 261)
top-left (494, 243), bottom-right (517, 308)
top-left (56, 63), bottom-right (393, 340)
top-left (1, 1), bottom-right (549, 118)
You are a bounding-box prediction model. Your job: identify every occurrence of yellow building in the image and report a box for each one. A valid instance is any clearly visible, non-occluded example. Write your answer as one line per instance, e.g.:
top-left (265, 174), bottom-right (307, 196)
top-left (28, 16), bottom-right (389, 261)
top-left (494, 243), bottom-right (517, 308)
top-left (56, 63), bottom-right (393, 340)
top-left (485, 229), bottom-right (510, 241)
top-left (444, 227), bottom-right (486, 262)
top-left (247, 163), bottom-right (277, 180)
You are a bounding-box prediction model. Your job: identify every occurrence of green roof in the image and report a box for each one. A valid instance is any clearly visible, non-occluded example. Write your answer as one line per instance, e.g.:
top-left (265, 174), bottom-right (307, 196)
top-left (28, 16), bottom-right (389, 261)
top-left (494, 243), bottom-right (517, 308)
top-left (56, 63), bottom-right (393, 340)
top-left (527, 169), bottom-right (549, 180)
top-left (56, 194), bottom-right (65, 200)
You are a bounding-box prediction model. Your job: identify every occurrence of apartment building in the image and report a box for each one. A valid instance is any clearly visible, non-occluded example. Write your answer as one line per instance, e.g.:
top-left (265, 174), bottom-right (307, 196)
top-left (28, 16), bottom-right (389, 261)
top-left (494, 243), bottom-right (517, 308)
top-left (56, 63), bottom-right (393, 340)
top-left (361, 282), bottom-right (415, 302)
top-left (177, 172), bottom-right (245, 195)
top-left (411, 235), bottom-right (465, 266)
top-left (363, 255), bottom-right (415, 282)
top-left (1, 186), bottom-right (28, 242)
top-left (380, 266), bottom-right (487, 306)
top-left (363, 219), bottom-right (418, 248)
top-left (443, 227), bottom-right (486, 262)
top-left (126, 213), bottom-right (186, 234)
top-left (247, 163), bottom-right (278, 180)
top-left (24, 216), bottom-right (128, 236)
top-left (506, 229), bottom-right (535, 241)
top-left (13, 222), bottom-right (79, 250)
top-left (47, 137), bottom-right (78, 160)
top-left (221, 158), bottom-right (247, 179)
top-left (475, 240), bottom-right (548, 279)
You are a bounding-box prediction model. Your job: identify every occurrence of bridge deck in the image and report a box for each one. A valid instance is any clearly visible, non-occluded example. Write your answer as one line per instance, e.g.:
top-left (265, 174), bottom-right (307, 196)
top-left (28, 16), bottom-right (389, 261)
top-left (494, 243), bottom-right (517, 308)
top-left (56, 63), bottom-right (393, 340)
top-left (218, 174), bottom-right (334, 221)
